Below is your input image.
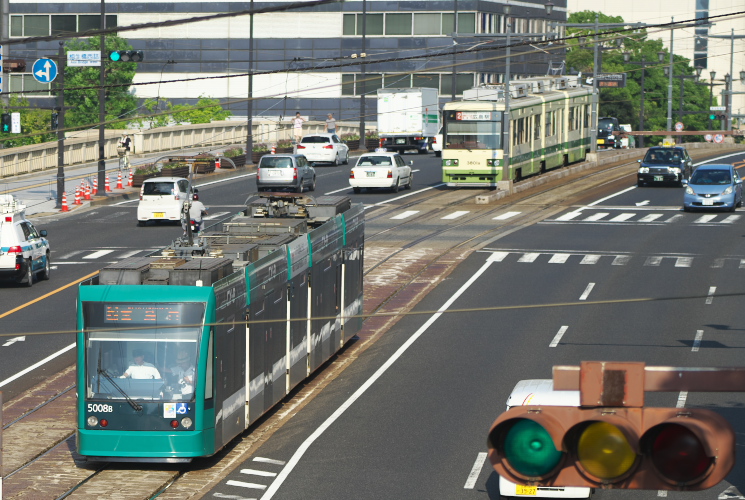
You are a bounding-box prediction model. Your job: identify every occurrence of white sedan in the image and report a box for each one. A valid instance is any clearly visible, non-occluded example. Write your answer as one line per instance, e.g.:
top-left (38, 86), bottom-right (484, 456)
top-left (349, 152), bottom-right (413, 193)
top-left (296, 133), bottom-right (350, 166)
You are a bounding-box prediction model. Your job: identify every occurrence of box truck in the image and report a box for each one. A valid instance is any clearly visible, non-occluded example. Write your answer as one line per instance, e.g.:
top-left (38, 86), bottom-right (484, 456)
top-left (377, 88), bottom-right (440, 154)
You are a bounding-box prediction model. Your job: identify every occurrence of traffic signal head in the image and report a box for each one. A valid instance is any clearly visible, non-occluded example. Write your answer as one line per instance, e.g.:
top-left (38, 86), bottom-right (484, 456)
top-left (109, 50), bottom-right (144, 62)
top-left (1, 113), bottom-right (10, 133)
top-left (51, 112), bottom-right (59, 130)
top-left (487, 405), bottom-right (734, 491)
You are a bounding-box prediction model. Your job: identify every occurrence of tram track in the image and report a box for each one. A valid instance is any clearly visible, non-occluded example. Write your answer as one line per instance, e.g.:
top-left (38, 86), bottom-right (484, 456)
top-left (4, 148), bottom-right (739, 499)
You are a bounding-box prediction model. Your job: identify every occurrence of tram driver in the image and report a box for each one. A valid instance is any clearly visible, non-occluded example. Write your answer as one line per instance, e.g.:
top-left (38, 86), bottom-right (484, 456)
top-left (120, 349), bottom-right (162, 379)
top-left (165, 350), bottom-right (195, 397)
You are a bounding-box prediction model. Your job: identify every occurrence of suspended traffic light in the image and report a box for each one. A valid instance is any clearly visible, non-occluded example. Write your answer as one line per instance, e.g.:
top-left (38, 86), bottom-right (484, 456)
top-left (487, 405), bottom-right (735, 491)
top-left (51, 112), bottom-right (59, 130)
top-left (109, 50), bottom-right (144, 62)
top-left (1, 113), bottom-right (10, 133)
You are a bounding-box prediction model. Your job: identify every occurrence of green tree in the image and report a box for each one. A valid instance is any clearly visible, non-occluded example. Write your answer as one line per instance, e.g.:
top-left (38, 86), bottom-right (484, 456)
top-left (171, 97), bottom-right (232, 125)
top-left (63, 35), bottom-right (138, 130)
top-left (0, 96), bottom-right (56, 148)
top-left (565, 11), bottom-right (624, 74)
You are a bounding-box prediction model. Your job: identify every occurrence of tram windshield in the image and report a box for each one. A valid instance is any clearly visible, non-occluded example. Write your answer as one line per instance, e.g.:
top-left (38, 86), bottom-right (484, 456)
top-left (444, 120), bottom-right (502, 150)
top-left (82, 302), bottom-right (206, 402)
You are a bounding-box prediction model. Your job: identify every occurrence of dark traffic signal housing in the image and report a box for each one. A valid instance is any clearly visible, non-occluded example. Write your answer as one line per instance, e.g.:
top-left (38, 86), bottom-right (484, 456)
top-left (109, 50), bottom-right (144, 62)
top-left (1, 113), bottom-right (11, 133)
top-left (487, 405), bottom-right (735, 491)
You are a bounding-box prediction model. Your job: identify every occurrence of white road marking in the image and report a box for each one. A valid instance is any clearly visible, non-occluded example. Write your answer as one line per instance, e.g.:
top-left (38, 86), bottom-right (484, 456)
top-left (612, 255), bottom-right (631, 265)
top-left (441, 210), bottom-right (469, 220)
top-left (587, 185), bottom-right (637, 206)
top-left (0, 343), bottom-right (75, 388)
top-left (464, 452), bottom-right (488, 489)
top-left (706, 286), bottom-right (716, 304)
top-left (391, 210), bottom-right (419, 220)
top-left (555, 211), bottom-right (582, 221)
top-left (548, 254), bottom-right (570, 264)
top-left (493, 211), bottom-right (521, 220)
top-left (645, 256), bottom-right (663, 266)
top-left (718, 485), bottom-right (745, 499)
top-left (658, 490), bottom-right (668, 497)
top-left (580, 254), bottom-right (601, 265)
top-left (579, 283), bottom-right (595, 301)
top-left (260, 252), bottom-right (502, 499)
top-left (84, 249), bottom-right (115, 259)
top-left (609, 213), bottom-right (635, 222)
top-left (721, 215), bottom-right (741, 223)
top-left (583, 212), bottom-right (609, 221)
top-left (664, 214), bottom-right (684, 223)
top-left (204, 211), bottom-right (231, 220)
top-left (692, 330), bottom-right (703, 352)
top-left (635, 200), bottom-right (650, 206)
top-left (2, 336), bottom-right (25, 347)
top-left (550, 326), bottom-right (569, 348)
top-left (253, 457), bottom-right (286, 465)
top-left (712, 258), bottom-right (725, 268)
top-left (695, 214), bottom-right (718, 224)
top-left (639, 214), bottom-right (663, 222)
top-left (740, 259), bottom-right (745, 269)
top-left (676, 391), bottom-right (688, 408)
top-left (517, 253), bottom-right (540, 263)
top-left (226, 481), bottom-right (267, 490)
top-left (488, 251), bottom-right (510, 262)
top-left (675, 257), bottom-right (693, 267)
top-left (240, 469), bottom-right (277, 477)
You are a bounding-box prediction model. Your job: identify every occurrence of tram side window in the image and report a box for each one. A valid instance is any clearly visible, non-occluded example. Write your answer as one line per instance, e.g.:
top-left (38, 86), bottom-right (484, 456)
top-left (568, 108), bottom-right (575, 132)
top-left (545, 112), bottom-right (552, 138)
top-left (534, 114), bottom-right (541, 140)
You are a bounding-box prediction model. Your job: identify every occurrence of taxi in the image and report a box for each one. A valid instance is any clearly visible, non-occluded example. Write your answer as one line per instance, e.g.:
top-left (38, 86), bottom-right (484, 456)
top-left (0, 194), bottom-right (51, 286)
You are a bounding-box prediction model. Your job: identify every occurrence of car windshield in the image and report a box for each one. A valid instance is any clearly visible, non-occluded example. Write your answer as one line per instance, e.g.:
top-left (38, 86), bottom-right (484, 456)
top-left (690, 169), bottom-right (732, 185)
top-left (357, 156), bottom-right (393, 167)
top-left (260, 157), bottom-right (293, 168)
top-left (643, 150), bottom-right (681, 165)
top-left (301, 136), bottom-right (331, 144)
top-left (143, 182), bottom-right (175, 195)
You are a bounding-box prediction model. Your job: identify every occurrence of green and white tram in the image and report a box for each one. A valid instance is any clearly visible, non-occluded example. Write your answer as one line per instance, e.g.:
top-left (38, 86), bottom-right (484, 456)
top-left (441, 77), bottom-right (592, 187)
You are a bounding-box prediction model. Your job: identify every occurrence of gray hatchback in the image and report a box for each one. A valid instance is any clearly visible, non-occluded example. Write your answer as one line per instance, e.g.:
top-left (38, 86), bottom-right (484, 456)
top-left (256, 154), bottom-right (316, 193)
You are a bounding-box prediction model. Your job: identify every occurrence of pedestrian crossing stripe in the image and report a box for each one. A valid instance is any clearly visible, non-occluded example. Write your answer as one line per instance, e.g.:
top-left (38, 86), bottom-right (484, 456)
top-left (480, 250), bottom-right (745, 269)
top-left (546, 212), bottom-right (741, 224)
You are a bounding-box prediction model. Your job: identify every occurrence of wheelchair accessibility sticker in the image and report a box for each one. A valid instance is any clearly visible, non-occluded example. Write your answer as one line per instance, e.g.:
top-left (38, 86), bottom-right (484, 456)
top-left (176, 403), bottom-right (189, 414)
top-left (164, 403), bottom-right (190, 418)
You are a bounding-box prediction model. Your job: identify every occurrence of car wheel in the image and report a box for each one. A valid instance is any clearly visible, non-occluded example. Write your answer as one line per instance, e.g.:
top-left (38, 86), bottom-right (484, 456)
top-left (343, 151), bottom-right (349, 165)
top-left (309, 177), bottom-right (316, 192)
top-left (296, 183), bottom-right (304, 193)
top-left (406, 173), bottom-right (413, 189)
top-left (22, 259), bottom-right (33, 287)
top-left (392, 179), bottom-right (400, 193)
top-left (730, 203), bottom-right (737, 212)
top-left (683, 206), bottom-right (690, 212)
top-left (353, 187), bottom-right (361, 194)
top-left (137, 220), bottom-right (146, 227)
top-left (41, 253), bottom-right (51, 280)
top-left (435, 151), bottom-right (441, 157)
top-left (334, 153), bottom-right (340, 167)
top-left (637, 180), bottom-right (644, 187)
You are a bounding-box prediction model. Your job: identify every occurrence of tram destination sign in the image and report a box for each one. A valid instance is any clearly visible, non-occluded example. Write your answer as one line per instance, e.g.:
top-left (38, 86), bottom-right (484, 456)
top-left (596, 73), bottom-right (627, 88)
top-left (456, 111), bottom-right (497, 121)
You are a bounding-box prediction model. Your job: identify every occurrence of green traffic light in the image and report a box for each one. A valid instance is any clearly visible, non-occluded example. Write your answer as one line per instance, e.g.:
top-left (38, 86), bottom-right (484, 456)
top-left (709, 114), bottom-right (716, 120)
top-left (504, 419), bottom-right (563, 476)
top-left (110, 51), bottom-right (122, 62)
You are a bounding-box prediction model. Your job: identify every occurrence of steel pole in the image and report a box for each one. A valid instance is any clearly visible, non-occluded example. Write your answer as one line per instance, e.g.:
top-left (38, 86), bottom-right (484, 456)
top-left (590, 15), bottom-right (599, 153)
top-left (639, 56), bottom-right (645, 148)
top-left (359, 0), bottom-right (366, 150)
top-left (245, 0), bottom-right (253, 164)
top-left (97, 0), bottom-right (106, 195)
top-left (666, 17), bottom-right (673, 132)
top-left (727, 29), bottom-right (734, 130)
top-left (56, 42), bottom-right (66, 209)
top-left (709, 80), bottom-right (714, 130)
top-left (503, 19), bottom-right (511, 178)
top-left (451, 0), bottom-right (458, 101)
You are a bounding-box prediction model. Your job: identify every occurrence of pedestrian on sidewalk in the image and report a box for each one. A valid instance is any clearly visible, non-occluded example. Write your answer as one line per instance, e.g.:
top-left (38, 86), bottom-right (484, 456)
top-left (293, 112), bottom-right (305, 144)
top-left (326, 113), bottom-right (337, 134)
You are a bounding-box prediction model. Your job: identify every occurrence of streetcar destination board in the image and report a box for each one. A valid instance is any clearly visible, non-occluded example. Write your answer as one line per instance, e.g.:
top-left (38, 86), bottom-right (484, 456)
top-left (105, 304), bottom-right (187, 323)
top-left (456, 111), bottom-right (496, 121)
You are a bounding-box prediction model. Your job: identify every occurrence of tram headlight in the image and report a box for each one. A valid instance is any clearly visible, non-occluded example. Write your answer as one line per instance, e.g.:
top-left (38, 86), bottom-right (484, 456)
top-left (487, 159), bottom-right (501, 167)
top-left (181, 417), bottom-right (193, 429)
top-left (87, 416), bottom-right (99, 427)
top-left (443, 159), bottom-right (459, 167)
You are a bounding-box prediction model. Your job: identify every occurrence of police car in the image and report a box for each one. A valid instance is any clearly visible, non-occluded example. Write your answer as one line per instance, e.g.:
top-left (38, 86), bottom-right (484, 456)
top-left (0, 195), bottom-right (51, 286)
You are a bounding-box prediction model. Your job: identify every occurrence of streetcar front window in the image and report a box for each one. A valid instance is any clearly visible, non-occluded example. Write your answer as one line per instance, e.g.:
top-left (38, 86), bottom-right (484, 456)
top-left (444, 121), bottom-right (502, 150)
top-left (82, 302), bottom-right (206, 402)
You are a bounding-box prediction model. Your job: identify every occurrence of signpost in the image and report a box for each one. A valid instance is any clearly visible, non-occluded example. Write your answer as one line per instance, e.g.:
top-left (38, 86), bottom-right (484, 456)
top-left (32, 58), bottom-right (58, 84)
top-left (67, 51), bottom-right (101, 67)
top-left (596, 73), bottom-right (627, 88)
top-left (10, 113), bottom-right (20, 134)
top-left (705, 134), bottom-right (713, 142)
top-left (674, 121), bottom-right (684, 131)
top-left (714, 134), bottom-right (724, 144)
top-left (709, 106), bottom-right (726, 111)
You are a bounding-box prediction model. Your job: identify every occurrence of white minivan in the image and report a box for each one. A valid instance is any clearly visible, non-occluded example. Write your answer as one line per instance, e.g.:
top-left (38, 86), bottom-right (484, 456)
top-left (499, 379), bottom-right (592, 499)
top-left (137, 177), bottom-right (195, 226)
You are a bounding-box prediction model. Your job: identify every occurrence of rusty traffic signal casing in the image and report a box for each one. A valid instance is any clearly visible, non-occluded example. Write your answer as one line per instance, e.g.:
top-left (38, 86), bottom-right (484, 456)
top-left (487, 405), bottom-right (735, 491)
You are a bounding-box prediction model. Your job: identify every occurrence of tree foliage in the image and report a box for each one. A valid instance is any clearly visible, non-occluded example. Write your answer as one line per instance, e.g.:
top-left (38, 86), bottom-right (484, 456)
top-left (567, 11), bottom-right (717, 140)
top-left (171, 97), bottom-right (233, 125)
top-left (0, 96), bottom-right (56, 148)
top-left (63, 35), bottom-right (139, 130)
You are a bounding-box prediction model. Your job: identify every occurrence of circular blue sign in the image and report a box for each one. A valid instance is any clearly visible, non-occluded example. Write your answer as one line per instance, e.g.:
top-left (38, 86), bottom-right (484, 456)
top-left (32, 58), bottom-right (58, 83)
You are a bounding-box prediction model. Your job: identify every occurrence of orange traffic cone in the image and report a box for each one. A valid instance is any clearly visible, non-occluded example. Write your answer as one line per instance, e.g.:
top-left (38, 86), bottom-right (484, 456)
top-left (84, 183), bottom-right (91, 201)
top-left (215, 157), bottom-right (221, 169)
top-left (93, 179), bottom-right (98, 195)
top-left (74, 186), bottom-right (82, 205)
top-left (105, 174), bottom-right (111, 192)
top-left (271, 145), bottom-right (276, 154)
top-left (116, 171), bottom-right (124, 190)
top-left (128, 169), bottom-right (133, 187)
top-left (61, 191), bottom-right (69, 212)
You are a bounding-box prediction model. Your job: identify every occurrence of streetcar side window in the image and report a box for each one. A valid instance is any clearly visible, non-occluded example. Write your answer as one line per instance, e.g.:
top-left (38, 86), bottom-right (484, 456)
top-left (205, 330), bottom-right (213, 400)
top-left (534, 114), bottom-right (541, 140)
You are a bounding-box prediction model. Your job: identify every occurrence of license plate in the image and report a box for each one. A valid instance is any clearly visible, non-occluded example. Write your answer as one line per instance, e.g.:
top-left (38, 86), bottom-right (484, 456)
top-left (654, 176), bottom-right (663, 181)
top-left (396, 138), bottom-right (406, 144)
top-left (516, 485), bottom-right (537, 496)
top-left (702, 199), bottom-right (714, 206)
top-left (153, 212), bottom-right (165, 218)
top-left (268, 170), bottom-right (281, 177)
top-left (366, 171), bottom-right (376, 177)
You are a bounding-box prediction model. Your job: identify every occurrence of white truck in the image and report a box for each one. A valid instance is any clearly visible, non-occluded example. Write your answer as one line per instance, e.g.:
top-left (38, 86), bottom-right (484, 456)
top-left (377, 87), bottom-right (440, 154)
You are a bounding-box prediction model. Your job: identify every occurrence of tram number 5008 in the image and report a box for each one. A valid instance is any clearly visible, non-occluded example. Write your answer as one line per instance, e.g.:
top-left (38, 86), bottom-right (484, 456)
top-left (88, 404), bottom-right (114, 413)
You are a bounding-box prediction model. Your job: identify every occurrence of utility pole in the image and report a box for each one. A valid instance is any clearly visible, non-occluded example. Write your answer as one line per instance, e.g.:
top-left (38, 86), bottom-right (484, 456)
top-left (666, 17), bottom-right (673, 133)
top-left (503, 5), bottom-right (511, 178)
top-left (55, 42), bottom-right (66, 209)
top-left (245, 0), bottom-right (254, 164)
top-left (97, 0), bottom-right (106, 196)
top-left (359, 0), bottom-right (366, 151)
top-left (591, 14), bottom-right (598, 154)
top-left (451, 0), bottom-right (458, 101)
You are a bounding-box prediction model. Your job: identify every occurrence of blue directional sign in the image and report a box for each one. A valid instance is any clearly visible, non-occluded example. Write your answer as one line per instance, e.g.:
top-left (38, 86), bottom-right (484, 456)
top-left (32, 58), bottom-right (58, 84)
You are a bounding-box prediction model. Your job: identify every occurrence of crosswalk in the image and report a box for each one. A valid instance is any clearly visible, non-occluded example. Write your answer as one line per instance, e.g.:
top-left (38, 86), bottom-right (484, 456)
top-left (215, 456), bottom-right (286, 498)
top-left (54, 247), bottom-right (162, 264)
top-left (482, 250), bottom-right (745, 269)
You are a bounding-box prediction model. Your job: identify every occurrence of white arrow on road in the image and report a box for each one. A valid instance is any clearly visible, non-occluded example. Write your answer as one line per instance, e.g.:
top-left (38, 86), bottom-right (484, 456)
top-left (3, 336), bottom-right (26, 347)
top-left (635, 200), bottom-right (650, 206)
top-left (35, 60), bottom-right (51, 81)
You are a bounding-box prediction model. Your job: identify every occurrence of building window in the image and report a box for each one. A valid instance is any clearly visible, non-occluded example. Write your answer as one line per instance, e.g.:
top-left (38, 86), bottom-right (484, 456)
top-left (24, 15), bottom-right (49, 37)
top-left (384, 73), bottom-right (412, 88)
top-left (342, 74), bottom-right (356, 96)
top-left (51, 15), bottom-right (77, 36)
top-left (414, 13), bottom-right (441, 35)
top-left (357, 14), bottom-right (384, 35)
top-left (343, 14), bottom-right (356, 36)
top-left (10, 14), bottom-right (116, 37)
top-left (343, 12), bottom-right (474, 36)
top-left (342, 74), bottom-right (384, 95)
top-left (8, 74), bottom-right (51, 97)
top-left (385, 14), bottom-right (412, 35)
top-left (413, 73), bottom-right (440, 88)
top-left (441, 73), bottom-right (473, 96)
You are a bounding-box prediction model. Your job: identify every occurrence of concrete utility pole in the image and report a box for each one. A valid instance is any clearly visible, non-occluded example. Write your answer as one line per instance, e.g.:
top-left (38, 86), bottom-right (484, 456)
top-left (245, 0), bottom-right (254, 164)
top-left (359, 0), bottom-right (366, 150)
top-left (56, 42), bottom-right (66, 209)
top-left (666, 17), bottom-right (673, 132)
top-left (591, 14), bottom-right (598, 153)
top-left (502, 4), bottom-right (512, 178)
top-left (98, 0), bottom-right (107, 196)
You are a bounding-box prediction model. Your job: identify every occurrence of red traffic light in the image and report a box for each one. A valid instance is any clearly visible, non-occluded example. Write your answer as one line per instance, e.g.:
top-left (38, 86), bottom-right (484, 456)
top-left (487, 405), bottom-right (734, 491)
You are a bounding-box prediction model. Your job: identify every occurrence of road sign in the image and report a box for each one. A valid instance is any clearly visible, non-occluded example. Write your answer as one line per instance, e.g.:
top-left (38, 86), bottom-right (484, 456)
top-left (709, 106), bottom-right (726, 111)
top-left (705, 134), bottom-right (713, 142)
top-left (674, 122), bottom-right (684, 131)
top-left (67, 51), bottom-right (101, 67)
top-left (596, 73), bottom-right (627, 88)
top-left (11, 113), bottom-right (20, 134)
top-left (32, 58), bottom-right (58, 84)
top-left (714, 134), bottom-right (724, 144)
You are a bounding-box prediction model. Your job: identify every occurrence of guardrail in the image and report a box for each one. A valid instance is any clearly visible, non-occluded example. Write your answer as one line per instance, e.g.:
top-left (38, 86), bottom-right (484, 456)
top-left (0, 120), bottom-right (373, 178)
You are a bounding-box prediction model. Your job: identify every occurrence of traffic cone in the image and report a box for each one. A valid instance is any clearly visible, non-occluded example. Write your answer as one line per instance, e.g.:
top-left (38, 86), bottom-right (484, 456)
top-left (93, 178), bottom-right (98, 195)
top-left (105, 174), bottom-right (111, 192)
top-left (84, 183), bottom-right (91, 201)
top-left (74, 186), bottom-right (82, 205)
top-left (128, 169), bottom-right (133, 187)
top-left (116, 171), bottom-right (124, 189)
top-left (215, 157), bottom-right (221, 169)
top-left (271, 145), bottom-right (276, 154)
top-left (61, 192), bottom-right (69, 212)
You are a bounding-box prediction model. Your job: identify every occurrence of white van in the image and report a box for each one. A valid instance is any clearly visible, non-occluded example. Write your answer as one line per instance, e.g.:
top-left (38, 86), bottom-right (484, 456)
top-left (499, 379), bottom-right (592, 499)
top-left (137, 177), bottom-right (194, 226)
top-left (0, 194), bottom-right (51, 286)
